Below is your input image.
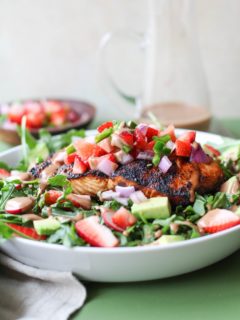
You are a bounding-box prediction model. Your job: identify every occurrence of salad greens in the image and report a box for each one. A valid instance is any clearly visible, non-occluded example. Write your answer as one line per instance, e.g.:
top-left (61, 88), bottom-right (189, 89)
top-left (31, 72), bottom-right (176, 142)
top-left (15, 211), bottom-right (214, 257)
top-left (0, 121), bottom-right (239, 248)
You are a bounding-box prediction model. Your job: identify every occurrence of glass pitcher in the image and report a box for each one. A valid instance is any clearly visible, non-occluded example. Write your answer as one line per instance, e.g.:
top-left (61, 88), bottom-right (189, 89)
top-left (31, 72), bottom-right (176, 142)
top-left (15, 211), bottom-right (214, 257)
top-left (98, 0), bottom-right (211, 130)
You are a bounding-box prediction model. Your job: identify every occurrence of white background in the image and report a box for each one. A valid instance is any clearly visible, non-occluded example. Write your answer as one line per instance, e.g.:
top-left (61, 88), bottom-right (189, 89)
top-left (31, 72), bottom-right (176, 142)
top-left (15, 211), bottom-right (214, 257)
top-left (0, 0), bottom-right (239, 121)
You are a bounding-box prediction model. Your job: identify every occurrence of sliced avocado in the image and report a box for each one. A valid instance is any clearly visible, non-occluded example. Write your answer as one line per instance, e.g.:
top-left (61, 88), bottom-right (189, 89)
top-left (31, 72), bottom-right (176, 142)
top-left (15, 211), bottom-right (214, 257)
top-left (157, 235), bottom-right (185, 245)
top-left (34, 217), bottom-right (61, 236)
top-left (131, 197), bottom-right (171, 220)
top-left (221, 145), bottom-right (240, 162)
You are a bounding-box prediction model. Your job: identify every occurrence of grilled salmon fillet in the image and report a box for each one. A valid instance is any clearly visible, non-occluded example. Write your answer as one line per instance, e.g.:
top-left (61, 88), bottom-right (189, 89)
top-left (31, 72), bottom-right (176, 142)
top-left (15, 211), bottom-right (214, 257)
top-left (30, 154), bottom-right (224, 206)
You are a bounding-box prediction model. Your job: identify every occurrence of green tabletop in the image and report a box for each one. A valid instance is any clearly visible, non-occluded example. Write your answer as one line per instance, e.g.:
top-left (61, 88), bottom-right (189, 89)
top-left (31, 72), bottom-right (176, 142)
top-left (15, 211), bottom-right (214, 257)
top-left (74, 250), bottom-right (240, 320)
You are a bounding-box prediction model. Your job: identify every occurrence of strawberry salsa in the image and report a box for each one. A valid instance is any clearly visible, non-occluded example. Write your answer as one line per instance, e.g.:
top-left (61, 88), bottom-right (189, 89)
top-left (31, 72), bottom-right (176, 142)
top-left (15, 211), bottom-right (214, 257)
top-left (0, 120), bottom-right (239, 247)
top-left (3, 100), bottom-right (80, 129)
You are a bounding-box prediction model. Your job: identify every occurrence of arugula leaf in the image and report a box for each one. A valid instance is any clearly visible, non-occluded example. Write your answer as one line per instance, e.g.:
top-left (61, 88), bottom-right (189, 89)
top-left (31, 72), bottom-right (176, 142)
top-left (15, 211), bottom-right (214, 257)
top-left (0, 214), bottom-right (23, 224)
top-left (42, 129), bottom-right (85, 153)
top-left (142, 224), bottom-right (155, 244)
top-left (0, 222), bottom-right (14, 243)
top-left (48, 175), bottom-right (69, 188)
top-left (103, 200), bottom-right (122, 211)
top-left (47, 224), bottom-right (85, 247)
top-left (0, 183), bottom-right (15, 212)
top-left (153, 214), bottom-right (176, 227)
top-left (193, 198), bottom-right (206, 216)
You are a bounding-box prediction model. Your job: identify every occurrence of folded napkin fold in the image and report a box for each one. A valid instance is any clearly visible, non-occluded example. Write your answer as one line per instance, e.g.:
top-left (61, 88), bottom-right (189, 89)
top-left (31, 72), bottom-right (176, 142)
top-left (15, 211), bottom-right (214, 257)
top-left (0, 253), bottom-right (86, 320)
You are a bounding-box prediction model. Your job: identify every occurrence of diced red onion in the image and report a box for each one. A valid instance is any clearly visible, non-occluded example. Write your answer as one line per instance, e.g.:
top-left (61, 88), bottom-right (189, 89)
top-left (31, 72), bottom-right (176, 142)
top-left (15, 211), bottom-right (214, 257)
top-left (158, 156), bottom-right (172, 173)
top-left (190, 143), bottom-right (211, 163)
top-left (136, 151), bottom-right (154, 160)
top-left (97, 158), bottom-right (118, 176)
top-left (114, 197), bottom-right (129, 206)
top-left (115, 150), bottom-right (134, 164)
top-left (136, 123), bottom-right (148, 135)
top-left (101, 190), bottom-right (121, 200)
top-left (130, 191), bottom-right (147, 204)
top-left (115, 185), bottom-right (135, 198)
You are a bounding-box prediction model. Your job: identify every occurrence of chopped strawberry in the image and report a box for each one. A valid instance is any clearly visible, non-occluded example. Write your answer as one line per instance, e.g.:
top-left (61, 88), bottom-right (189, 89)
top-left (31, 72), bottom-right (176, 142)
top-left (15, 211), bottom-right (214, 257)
top-left (74, 140), bottom-right (106, 161)
top-left (160, 124), bottom-right (177, 142)
top-left (97, 121), bottom-right (113, 133)
top-left (197, 209), bottom-right (240, 233)
top-left (146, 127), bottom-right (159, 140)
top-left (178, 131), bottom-right (196, 143)
top-left (45, 190), bottom-right (63, 205)
top-left (175, 139), bottom-right (192, 157)
top-left (119, 131), bottom-right (134, 146)
top-left (134, 128), bottom-right (148, 150)
top-left (107, 153), bottom-right (117, 163)
top-left (98, 137), bottom-right (115, 153)
top-left (7, 223), bottom-right (47, 240)
top-left (75, 216), bottom-right (119, 247)
top-left (25, 111), bottom-right (46, 129)
top-left (42, 100), bottom-right (63, 114)
top-left (0, 168), bottom-right (10, 179)
top-left (112, 207), bottom-right (137, 230)
top-left (145, 140), bottom-right (155, 151)
top-left (8, 104), bottom-right (25, 125)
top-left (204, 144), bottom-right (221, 157)
top-left (24, 101), bottom-right (44, 114)
top-left (50, 108), bottom-right (66, 126)
top-left (73, 157), bottom-right (88, 174)
top-left (101, 208), bottom-right (124, 232)
top-left (64, 152), bottom-right (77, 165)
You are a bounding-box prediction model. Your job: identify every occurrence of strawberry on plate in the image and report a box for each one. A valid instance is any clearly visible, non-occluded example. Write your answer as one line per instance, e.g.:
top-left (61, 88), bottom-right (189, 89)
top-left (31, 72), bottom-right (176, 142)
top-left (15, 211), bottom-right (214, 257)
top-left (50, 108), bottom-right (67, 126)
top-left (25, 111), bottom-right (46, 129)
top-left (197, 209), bottom-right (240, 233)
top-left (45, 190), bottom-right (63, 205)
top-left (74, 140), bottom-right (106, 161)
top-left (7, 223), bottom-right (47, 240)
top-left (112, 207), bottom-right (137, 230)
top-left (101, 208), bottom-right (124, 232)
top-left (75, 216), bottom-right (119, 247)
top-left (8, 104), bottom-right (25, 125)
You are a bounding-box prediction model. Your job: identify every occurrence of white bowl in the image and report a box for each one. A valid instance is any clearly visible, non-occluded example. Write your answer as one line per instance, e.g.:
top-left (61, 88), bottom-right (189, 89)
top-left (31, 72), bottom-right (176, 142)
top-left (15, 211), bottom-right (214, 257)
top-left (0, 130), bottom-right (239, 282)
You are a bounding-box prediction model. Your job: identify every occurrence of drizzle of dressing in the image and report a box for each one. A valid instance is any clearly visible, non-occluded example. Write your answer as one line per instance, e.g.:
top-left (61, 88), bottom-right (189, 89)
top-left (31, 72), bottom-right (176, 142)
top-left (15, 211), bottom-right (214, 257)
top-left (189, 168), bottom-right (200, 202)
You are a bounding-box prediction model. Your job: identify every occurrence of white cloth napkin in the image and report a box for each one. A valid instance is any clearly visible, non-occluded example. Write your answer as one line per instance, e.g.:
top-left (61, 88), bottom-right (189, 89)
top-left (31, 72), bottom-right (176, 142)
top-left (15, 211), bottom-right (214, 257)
top-left (0, 253), bottom-right (86, 320)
